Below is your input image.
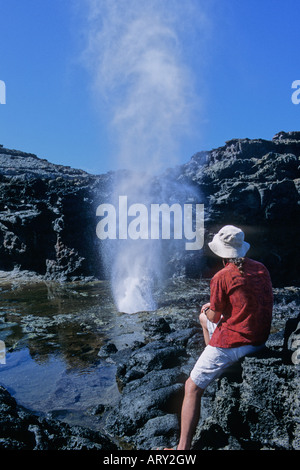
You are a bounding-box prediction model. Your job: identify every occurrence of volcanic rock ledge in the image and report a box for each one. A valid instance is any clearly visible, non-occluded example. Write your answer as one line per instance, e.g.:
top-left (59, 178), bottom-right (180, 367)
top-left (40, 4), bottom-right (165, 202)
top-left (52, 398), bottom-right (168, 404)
top-left (0, 144), bottom-right (112, 280)
top-left (97, 287), bottom-right (300, 450)
top-left (0, 130), bottom-right (299, 286)
top-left (0, 283), bottom-right (298, 450)
top-left (0, 385), bottom-right (118, 450)
top-left (0, 133), bottom-right (299, 450)
top-left (176, 130), bottom-right (300, 286)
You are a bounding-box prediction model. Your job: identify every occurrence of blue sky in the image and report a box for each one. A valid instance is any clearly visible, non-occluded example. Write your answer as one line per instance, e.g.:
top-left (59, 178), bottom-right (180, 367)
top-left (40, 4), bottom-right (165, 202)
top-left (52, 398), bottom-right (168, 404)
top-left (0, 0), bottom-right (299, 175)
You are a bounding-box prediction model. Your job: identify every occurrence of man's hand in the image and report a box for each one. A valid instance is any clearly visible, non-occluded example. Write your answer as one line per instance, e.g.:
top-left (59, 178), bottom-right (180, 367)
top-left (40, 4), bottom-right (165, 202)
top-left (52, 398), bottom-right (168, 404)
top-left (201, 303), bottom-right (211, 314)
top-left (201, 303), bottom-right (222, 324)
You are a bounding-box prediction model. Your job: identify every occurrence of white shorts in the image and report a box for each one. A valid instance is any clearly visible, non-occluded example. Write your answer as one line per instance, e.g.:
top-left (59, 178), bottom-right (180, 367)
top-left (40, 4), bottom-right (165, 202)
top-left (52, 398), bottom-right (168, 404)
top-left (190, 343), bottom-right (265, 390)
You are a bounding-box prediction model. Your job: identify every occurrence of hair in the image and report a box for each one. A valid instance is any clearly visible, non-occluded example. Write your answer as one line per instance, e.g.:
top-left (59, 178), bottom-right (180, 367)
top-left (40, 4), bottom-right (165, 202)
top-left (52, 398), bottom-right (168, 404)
top-left (224, 257), bottom-right (245, 275)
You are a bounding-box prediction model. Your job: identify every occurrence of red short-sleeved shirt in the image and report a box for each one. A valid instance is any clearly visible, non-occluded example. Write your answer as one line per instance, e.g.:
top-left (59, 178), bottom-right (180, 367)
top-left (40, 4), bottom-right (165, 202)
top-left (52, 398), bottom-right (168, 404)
top-left (209, 258), bottom-right (273, 348)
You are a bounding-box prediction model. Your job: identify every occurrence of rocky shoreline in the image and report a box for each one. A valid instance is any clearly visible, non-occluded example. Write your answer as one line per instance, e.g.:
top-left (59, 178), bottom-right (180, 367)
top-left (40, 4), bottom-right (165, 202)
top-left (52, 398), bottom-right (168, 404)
top-left (0, 274), bottom-right (299, 450)
top-left (0, 131), bottom-right (299, 450)
top-left (98, 284), bottom-right (300, 451)
top-left (0, 131), bottom-right (299, 286)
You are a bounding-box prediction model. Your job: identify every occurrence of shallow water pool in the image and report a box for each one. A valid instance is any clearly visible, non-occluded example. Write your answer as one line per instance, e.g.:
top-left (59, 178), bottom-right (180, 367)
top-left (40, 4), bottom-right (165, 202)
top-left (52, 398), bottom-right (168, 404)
top-left (0, 279), bottom-right (146, 429)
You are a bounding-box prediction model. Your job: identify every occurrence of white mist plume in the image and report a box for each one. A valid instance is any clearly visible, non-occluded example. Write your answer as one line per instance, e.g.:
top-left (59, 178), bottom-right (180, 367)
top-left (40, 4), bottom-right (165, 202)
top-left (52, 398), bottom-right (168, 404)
top-left (82, 0), bottom-right (210, 313)
top-left (83, 0), bottom-right (209, 171)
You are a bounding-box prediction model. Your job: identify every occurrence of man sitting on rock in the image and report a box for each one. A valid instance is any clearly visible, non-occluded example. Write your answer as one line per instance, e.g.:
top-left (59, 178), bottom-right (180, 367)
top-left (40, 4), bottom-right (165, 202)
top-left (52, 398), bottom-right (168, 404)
top-left (169, 225), bottom-right (273, 450)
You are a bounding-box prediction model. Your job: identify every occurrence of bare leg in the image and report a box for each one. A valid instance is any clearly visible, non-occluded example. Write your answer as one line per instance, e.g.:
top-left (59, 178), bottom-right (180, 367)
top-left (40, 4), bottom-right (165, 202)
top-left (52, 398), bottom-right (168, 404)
top-left (177, 378), bottom-right (204, 450)
top-left (163, 313), bottom-right (209, 450)
top-left (199, 312), bottom-right (210, 346)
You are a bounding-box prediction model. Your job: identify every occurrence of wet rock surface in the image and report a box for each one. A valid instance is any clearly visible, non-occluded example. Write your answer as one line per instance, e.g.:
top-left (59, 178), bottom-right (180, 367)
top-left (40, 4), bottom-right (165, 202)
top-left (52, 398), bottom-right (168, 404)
top-left (0, 277), bottom-right (299, 450)
top-left (0, 385), bottom-right (118, 450)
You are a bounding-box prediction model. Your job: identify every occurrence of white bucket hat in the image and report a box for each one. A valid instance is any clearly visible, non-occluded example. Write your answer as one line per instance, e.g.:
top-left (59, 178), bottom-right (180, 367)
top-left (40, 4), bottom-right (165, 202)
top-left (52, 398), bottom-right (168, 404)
top-left (208, 225), bottom-right (250, 258)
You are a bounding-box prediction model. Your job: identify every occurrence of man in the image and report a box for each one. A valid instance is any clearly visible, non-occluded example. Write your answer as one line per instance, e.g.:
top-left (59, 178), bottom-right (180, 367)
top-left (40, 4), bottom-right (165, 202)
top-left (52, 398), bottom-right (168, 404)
top-left (172, 225), bottom-right (273, 450)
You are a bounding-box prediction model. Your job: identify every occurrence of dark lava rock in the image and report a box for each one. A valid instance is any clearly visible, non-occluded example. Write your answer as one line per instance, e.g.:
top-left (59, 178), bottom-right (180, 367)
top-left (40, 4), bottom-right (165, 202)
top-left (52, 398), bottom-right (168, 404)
top-left (0, 145), bottom-right (111, 280)
top-left (96, 290), bottom-right (300, 450)
top-left (104, 366), bottom-right (186, 447)
top-left (178, 131), bottom-right (300, 285)
top-left (99, 318), bottom-right (200, 449)
top-left (0, 285), bottom-right (299, 450)
top-left (0, 134), bottom-right (299, 450)
top-left (0, 386), bottom-right (118, 450)
top-left (192, 351), bottom-right (300, 450)
top-left (191, 312), bottom-right (300, 451)
top-left (0, 130), bottom-right (300, 286)
top-left (143, 317), bottom-right (172, 339)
